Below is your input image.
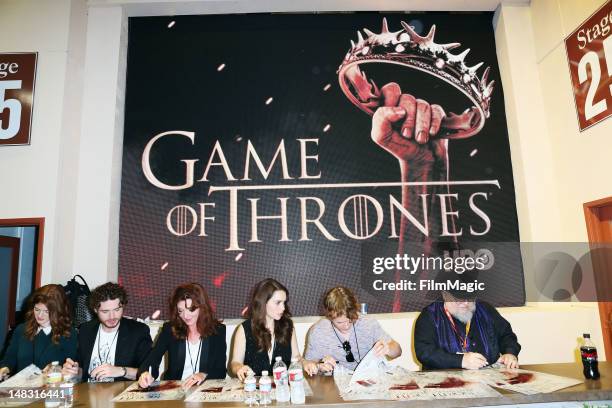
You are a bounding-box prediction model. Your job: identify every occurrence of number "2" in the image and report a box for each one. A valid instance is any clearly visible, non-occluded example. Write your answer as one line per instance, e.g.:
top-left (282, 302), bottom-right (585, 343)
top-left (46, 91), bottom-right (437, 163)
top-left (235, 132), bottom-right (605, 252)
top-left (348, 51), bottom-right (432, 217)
top-left (578, 35), bottom-right (612, 121)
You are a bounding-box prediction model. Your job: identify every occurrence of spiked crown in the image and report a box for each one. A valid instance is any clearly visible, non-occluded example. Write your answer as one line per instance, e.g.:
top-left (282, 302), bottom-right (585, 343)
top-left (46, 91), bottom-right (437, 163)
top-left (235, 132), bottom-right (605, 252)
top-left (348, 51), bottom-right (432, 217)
top-left (338, 18), bottom-right (495, 139)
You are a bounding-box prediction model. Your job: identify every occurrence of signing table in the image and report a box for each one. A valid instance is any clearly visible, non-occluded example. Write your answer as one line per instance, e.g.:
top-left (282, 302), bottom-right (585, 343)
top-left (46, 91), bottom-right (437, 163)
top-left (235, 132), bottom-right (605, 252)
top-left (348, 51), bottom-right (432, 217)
top-left (15, 362), bottom-right (612, 407)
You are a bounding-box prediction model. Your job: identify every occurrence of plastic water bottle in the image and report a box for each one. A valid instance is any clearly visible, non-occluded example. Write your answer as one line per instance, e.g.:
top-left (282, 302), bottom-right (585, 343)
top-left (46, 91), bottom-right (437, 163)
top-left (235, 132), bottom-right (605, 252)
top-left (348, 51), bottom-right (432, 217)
top-left (243, 371), bottom-right (257, 406)
top-left (288, 358), bottom-right (305, 404)
top-left (272, 356), bottom-right (290, 402)
top-left (44, 361), bottom-right (62, 408)
top-left (60, 382), bottom-right (74, 407)
top-left (580, 333), bottom-right (600, 380)
top-left (259, 370), bottom-right (272, 405)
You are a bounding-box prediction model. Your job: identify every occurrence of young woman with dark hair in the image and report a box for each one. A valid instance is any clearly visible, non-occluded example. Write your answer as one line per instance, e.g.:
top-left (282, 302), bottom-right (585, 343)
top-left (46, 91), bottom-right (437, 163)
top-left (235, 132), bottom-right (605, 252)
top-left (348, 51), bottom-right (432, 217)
top-left (138, 283), bottom-right (226, 389)
top-left (230, 278), bottom-right (302, 380)
top-left (0, 285), bottom-right (77, 380)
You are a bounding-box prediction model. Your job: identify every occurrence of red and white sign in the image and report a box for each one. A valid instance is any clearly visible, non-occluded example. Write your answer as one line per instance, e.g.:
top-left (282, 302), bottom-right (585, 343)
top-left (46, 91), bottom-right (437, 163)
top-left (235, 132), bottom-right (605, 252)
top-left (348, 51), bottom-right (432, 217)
top-left (565, 1), bottom-right (612, 131)
top-left (0, 53), bottom-right (37, 146)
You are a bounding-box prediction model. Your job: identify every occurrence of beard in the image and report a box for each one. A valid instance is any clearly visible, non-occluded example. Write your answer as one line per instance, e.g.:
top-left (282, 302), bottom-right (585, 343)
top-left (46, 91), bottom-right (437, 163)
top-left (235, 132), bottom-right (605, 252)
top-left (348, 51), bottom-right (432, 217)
top-left (451, 303), bottom-right (476, 324)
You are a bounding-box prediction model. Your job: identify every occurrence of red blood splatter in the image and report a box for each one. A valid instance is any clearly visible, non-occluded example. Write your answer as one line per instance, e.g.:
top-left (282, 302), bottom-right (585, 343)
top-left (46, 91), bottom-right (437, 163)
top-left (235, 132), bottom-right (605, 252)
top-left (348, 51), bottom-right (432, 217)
top-left (131, 381), bottom-right (180, 393)
top-left (201, 387), bottom-right (223, 393)
top-left (502, 372), bottom-right (534, 385)
top-left (389, 380), bottom-right (419, 390)
top-left (212, 272), bottom-right (229, 288)
top-left (356, 379), bottom-right (376, 387)
top-left (424, 377), bottom-right (468, 388)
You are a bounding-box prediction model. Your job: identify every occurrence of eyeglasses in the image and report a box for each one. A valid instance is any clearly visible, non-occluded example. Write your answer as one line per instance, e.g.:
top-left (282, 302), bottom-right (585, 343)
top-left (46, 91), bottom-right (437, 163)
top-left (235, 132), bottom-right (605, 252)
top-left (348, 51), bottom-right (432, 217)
top-left (341, 341), bottom-right (355, 363)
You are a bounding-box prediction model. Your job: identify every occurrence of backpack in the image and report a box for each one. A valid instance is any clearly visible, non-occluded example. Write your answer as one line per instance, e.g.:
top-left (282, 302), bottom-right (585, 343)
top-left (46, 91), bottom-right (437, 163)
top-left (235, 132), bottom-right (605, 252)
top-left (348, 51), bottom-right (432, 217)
top-left (63, 274), bottom-right (93, 327)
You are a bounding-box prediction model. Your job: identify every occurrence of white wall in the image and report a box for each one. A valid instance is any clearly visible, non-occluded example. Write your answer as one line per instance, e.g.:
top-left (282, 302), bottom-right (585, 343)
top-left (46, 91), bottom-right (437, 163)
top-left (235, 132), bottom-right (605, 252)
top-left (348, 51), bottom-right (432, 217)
top-left (0, 0), bottom-right (82, 285)
top-left (0, 0), bottom-right (608, 365)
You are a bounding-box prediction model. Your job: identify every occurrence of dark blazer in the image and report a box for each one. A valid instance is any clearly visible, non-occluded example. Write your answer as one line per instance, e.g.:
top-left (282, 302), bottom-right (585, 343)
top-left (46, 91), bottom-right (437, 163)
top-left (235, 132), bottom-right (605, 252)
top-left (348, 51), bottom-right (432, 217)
top-left (0, 323), bottom-right (77, 373)
top-left (139, 322), bottom-right (226, 380)
top-left (77, 317), bottom-right (152, 381)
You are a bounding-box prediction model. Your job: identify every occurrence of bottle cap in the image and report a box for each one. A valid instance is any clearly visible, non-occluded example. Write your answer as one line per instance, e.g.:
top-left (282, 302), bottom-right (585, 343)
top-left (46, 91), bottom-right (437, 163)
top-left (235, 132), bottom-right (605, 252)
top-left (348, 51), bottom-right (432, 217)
top-left (275, 356), bottom-right (282, 361)
top-left (583, 333), bottom-right (591, 338)
top-left (51, 361), bottom-right (59, 365)
top-left (261, 370), bottom-right (268, 376)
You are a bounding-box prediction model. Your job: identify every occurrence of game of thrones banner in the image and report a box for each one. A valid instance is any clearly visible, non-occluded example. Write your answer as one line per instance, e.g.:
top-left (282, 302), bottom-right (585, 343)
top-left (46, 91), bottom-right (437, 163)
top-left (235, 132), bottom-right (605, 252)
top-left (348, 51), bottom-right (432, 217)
top-left (119, 12), bottom-right (524, 319)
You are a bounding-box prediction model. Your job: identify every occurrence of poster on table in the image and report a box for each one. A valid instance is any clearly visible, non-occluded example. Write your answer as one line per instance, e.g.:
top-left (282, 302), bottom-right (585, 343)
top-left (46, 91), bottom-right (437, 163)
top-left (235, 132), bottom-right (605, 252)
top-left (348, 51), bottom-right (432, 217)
top-left (119, 12), bottom-right (523, 318)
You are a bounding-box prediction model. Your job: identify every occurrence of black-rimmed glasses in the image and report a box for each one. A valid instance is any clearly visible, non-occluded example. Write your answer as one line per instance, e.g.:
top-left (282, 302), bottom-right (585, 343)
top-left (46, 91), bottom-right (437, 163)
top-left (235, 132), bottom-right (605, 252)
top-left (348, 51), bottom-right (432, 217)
top-left (341, 341), bottom-right (355, 363)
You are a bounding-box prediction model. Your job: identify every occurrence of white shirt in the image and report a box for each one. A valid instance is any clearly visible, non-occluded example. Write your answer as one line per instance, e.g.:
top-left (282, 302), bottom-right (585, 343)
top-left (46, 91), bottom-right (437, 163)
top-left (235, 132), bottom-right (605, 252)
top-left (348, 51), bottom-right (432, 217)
top-left (88, 325), bottom-right (119, 378)
top-left (181, 339), bottom-right (202, 380)
top-left (37, 326), bottom-right (52, 335)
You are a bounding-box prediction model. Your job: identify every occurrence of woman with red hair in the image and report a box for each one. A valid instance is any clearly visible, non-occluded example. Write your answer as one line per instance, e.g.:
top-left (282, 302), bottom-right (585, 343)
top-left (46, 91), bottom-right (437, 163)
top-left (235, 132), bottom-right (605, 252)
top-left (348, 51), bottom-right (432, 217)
top-left (0, 285), bottom-right (77, 380)
top-left (138, 283), bottom-right (226, 389)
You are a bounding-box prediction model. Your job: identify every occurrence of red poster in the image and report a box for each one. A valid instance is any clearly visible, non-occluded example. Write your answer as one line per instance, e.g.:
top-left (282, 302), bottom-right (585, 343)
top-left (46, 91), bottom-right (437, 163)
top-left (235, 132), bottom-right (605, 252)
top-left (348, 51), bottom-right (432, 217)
top-left (0, 53), bottom-right (37, 145)
top-left (565, 0), bottom-right (612, 131)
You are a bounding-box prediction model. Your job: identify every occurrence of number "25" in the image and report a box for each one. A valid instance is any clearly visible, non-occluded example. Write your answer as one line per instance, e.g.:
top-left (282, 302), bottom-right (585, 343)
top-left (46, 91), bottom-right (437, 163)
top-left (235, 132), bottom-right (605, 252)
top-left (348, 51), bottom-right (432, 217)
top-left (578, 36), bottom-right (612, 121)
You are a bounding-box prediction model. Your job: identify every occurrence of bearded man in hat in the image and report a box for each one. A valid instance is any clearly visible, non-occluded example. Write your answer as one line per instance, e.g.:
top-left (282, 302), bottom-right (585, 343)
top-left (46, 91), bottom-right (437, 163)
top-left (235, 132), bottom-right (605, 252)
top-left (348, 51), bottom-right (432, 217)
top-left (414, 273), bottom-right (521, 370)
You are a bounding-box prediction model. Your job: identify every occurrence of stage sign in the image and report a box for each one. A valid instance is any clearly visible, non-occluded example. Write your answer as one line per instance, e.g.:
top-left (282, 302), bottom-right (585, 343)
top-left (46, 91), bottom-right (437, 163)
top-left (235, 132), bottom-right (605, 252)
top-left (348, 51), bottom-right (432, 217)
top-left (119, 13), bottom-right (523, 318)
top-left (0, 53), bottom-right (37, 146)
top-left (565, 0), bottom-right (612, 131)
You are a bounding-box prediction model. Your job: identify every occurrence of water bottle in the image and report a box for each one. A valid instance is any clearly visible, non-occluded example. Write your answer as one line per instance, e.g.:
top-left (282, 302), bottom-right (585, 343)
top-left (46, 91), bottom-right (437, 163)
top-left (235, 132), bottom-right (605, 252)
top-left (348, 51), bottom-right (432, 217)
top-left (243, 371), bottom-right (257, 406)
top-left (44, 361), bottom-right (62, 408)
top-left (272, 356), bottom-right (290, 402)
top-left (259, 370), bottom-right (272, 405)
top-left (288, 358), bottom-right (305, 404)
top-left (60, 382), bottom-right (74, 407)
top-left (580, 333), bottom-right (600, 380)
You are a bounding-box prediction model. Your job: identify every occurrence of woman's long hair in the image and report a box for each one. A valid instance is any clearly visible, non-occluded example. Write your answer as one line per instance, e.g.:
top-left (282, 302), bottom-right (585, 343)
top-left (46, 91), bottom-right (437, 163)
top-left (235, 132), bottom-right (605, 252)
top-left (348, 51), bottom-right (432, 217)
top-left (168, 283), bottom-right (220, 339)
top-left (246, 278), bottom-right (293, 352)
top-left (24, 284), bottom-right (72, 344)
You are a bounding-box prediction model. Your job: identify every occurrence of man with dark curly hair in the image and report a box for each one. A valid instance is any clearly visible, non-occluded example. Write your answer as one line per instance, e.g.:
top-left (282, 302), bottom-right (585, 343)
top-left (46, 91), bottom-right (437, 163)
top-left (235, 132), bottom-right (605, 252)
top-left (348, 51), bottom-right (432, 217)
top-left (62, 282), bottom-right (152, 382)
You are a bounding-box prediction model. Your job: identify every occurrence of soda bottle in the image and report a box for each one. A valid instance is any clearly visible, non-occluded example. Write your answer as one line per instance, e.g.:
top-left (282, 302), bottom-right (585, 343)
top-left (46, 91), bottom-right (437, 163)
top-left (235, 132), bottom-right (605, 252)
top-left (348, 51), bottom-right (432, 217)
top-left (272, 356), bottom-right (290, 402)
top-left (258, 370), bottom-right (272, 405)
top-left (44, 361), bottom-right (62, 408)
top-left (580, 333), bottom-right (600, 380)
top-left (243, 371), bottom-right (257, 406)
top-left (288, 358), bottom-right (305, 404)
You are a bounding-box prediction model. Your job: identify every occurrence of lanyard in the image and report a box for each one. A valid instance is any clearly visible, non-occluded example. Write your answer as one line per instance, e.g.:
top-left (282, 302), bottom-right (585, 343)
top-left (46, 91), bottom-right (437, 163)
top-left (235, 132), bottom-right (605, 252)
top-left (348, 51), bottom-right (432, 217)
top-left (443, 307), bottom-right (471, 352)
top-left (186, 338), bottom-right (202, 374)
top-left (97, 326), bottom-right (119, 364)
top-left (330, 320), bottom-right (361, 362)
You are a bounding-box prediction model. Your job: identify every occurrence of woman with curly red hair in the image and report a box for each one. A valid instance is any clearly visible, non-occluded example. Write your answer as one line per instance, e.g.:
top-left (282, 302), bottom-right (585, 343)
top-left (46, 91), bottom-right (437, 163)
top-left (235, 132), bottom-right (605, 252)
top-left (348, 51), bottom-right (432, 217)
top-left (0, 285), bottom-right (77, 380)
top-left (138, 283), bottom-right (226, 389)
top-left (230, 278), bottom-right (302, 380)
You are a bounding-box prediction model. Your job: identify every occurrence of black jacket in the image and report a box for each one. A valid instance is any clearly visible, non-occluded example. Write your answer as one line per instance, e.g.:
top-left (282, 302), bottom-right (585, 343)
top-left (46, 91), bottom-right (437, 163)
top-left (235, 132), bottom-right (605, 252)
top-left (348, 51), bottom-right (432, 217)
top-left (77, 317), bottom-right (152, 381)
top-left (138, 322), bottom-right (226, 380)
top-left (414, 301), bottom-right (521, 370)
top-left (0, 324), bottom-right (77, 373)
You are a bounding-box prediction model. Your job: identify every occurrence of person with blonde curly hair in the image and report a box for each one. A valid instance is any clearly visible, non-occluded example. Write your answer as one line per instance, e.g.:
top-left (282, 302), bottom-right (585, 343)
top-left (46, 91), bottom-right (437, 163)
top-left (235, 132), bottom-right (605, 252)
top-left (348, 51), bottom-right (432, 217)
top-left (303, 286), bottom-right (401, 375)
top-left (0, 285), bottom-right (77, 381)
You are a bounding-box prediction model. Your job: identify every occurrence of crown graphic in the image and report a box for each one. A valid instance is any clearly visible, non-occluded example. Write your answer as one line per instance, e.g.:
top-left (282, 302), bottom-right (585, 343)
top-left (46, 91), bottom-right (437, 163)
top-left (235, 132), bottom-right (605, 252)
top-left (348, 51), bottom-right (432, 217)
top-left (338, 18), bottom-right (495, 139)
